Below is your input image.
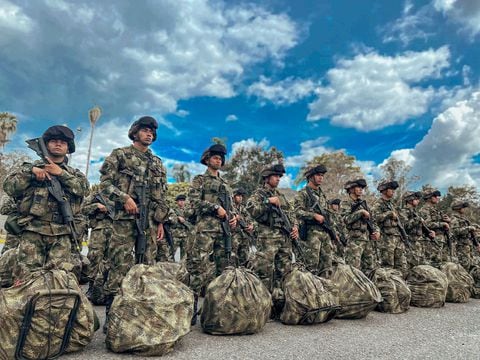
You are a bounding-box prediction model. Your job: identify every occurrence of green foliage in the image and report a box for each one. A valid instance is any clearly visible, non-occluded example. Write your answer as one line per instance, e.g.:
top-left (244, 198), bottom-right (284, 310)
top-left (166, 182), bottom-right (190, 207)
top-left (378, 158), bottom-right (419, 202)
top-left (172, 164), bottom-right (191, 183)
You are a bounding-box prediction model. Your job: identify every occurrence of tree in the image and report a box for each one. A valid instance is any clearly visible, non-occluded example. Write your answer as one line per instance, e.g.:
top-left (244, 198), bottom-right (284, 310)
top-left (0, 112), bottom-right (17, 149)
top-left (294, 151), bottom-right (364, 199)
top-left (166, 182), bottom-right (190, 207)
top-left (222, 145), bottom-right (284, 196)
top-left (172, 164), bottom-right (191, 183)
top-left (0, 151), bottom-right (32, 203)
top-left (439, 185), bottom-right (480, 222)
top-left (378, 158), bottom-right (420, 201)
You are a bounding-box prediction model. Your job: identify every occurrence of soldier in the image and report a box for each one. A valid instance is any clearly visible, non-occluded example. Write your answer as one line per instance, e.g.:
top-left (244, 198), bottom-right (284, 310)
top-left (328, 198), bottom-right (347, 258)
top-left (246, 164), bottom-right (299, 292)
top-left (419, 188), bottom-right (452, 264)
top-left (341, 179), bottom-right (380, 273)
top-left (232, 188), bottom-right (255, 267)
top-left (450, 200), bottom-right (480, 271)
top-left (99, 116), bottom-right (169, 332)
top-left (163, 194), bottom-right (193, 260)
top-left (293, 164), bottom-right (335, 275)
top-left (0, 196), bottom-right (20, 254)
top-left (187, 143), bottom-right (237, 324)
top-left (3, 125), bottom-right (88, 281)
top-left (371, 180), bottom-right (408, 276)
top-left (82, 191), bottom-right (114, 303)
top-left (401, 191), bottom-right (436, 268)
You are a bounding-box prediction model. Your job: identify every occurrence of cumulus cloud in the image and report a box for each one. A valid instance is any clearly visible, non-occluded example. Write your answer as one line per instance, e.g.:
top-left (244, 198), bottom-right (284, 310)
top-left (386, 91), bottom-right (480, 189)
top-left (230, 138), bottom-right (270, 155)
top-left (0, 0), bottom-right (299, 120)
top-left (284, 137), bottom-right (332, 167)
top-left (225, 114), bottom-right (238, 122)
top-left (433, 0), bottom-right (480, 38)
top-left (307, 46), bottom-right (451, 131)
top-left (247, 76), bottom-right (316, 105)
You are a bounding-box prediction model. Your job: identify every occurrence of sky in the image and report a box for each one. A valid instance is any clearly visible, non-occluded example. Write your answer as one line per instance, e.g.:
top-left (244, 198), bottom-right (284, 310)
top-left (1, 0), bottom-right (479, 191)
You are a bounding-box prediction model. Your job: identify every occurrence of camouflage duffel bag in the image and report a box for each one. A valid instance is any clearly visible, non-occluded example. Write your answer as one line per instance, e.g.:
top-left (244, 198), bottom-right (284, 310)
top-left (326, 264), bottom-right (382, 319)
top-left (0, 247), bottom-right (17, 288)
top-left (154, 260), bottom-right (190, 286)
top-left (280, 265), bottom-right (340, 325)
top-left (106, 264), bottom-right (194, 356)
top-left (0, 269), bottom-right (96, 359)
top-left (201, 267), bottom-right (271, 335)
top-left (469, 265), bottom-right (480, 299)
top-left (368, 268), bottom-right (411, 314)
top-left (440, 262), bottom-right (474, 303)
top-left (407, 265), bottom-right (448, 308)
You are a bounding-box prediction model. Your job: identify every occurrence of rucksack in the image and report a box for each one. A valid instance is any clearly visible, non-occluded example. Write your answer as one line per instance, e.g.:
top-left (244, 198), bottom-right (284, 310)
top-left (440, 262), bottom-right (474, 303)
top-left (407, 265), bottom-right (448, 308)
top-left (368, 268), bottom-right (411, 314)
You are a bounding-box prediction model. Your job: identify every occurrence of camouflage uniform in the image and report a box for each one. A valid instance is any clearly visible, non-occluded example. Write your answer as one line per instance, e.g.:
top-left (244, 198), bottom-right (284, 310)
top-left (401, 205), bottom-right (428, 268)
top-left (99, 144), bottom-right (168, 296)
top-left (232, 200), bottom-right (255, 267)
top-left (293, 185), bottom-right (333, 275)
top-left (246, 181), bottom-right (297, 292)
top-left (329, 199), bottom-right (347, 258)
top-left (450, 201), bottom-right (479, 271)
top-left (187, 170), bottom-right (235, 295)
top-left (164, 205), bottom-right (193, 260)
top-left (372, 197), bottom-right (408, 275)
top-left (3, 150), bottom-right (88, 279)
top-left (0, 196), bottom-right (20, 254)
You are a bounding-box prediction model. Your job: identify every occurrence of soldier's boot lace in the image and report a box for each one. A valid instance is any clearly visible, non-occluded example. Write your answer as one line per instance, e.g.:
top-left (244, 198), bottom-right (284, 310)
top-left (191, 293), bottom-right (198, 326)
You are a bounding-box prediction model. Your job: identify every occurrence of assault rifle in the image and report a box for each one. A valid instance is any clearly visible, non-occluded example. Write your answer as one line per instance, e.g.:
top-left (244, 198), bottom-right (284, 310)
top-left (351, 199), bottom-right (376, 234)
top-left (94, 193), bottom-right (115, 220)
top-left (218, 185), bottom-right (233, 263)
top-left (134, 183), bottom-right (149, 264)
top-left (384, 200), bottom-right (412, 249)
top-left (26, 137), bottom-right (80, 249)
top-left (163, 222), bottom-right (176, 259)
top-left (236, 215), bottom-right (256, 247)
top-left (304, 187), bottom-right (347, 247)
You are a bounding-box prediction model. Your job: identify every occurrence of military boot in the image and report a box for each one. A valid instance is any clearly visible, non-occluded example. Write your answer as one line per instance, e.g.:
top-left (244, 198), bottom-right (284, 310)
top-left (191, 293), bottom-right (198, 326)
top-left (103, 295), bottom-right (114, 334)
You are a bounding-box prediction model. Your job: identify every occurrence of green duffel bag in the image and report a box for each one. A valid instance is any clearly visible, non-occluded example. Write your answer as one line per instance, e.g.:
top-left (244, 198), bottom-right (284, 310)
top-left (0, 248), bottom-right (17, 288)
top-left (280, 264), bottom-right (340, 325)
top-left (368, 267), bottom-right (411, 314)
top-left (440, 262), bottom-right (474, 303)
top-left (201, 267), bottom-right (271, 335)
top-left (469, 265), bottom-right (480, 299)
top-left (106, 264), bottom-right (193, 356)
top-left (407, 265), bottom-right (448, 308)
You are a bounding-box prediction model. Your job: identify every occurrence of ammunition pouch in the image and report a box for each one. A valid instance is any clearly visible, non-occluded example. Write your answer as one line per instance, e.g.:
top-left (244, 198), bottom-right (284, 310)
top-left (29, 187), bottom-right (50, 217)
top-left (4, 214), bottom-right (23, 235)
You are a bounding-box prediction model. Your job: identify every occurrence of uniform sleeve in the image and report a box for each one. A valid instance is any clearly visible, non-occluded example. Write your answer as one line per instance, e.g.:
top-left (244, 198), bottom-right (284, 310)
top-left (3, 162), bottom-right (35, 197)
top-left (58, 168), bottom-right (89, 197)
top-left (151, 159), bottom-right (169, 223)
top-left (246, 190), bottom-right (269, 220)
top-left (99, 149), bottom-right (129, 203)
top-left (371, 200), bottom-right (393, 225)
top-left (188, 175), bottom-right (216, 216)
top-left (293, 190), bottom-right (316, 222)
top-left (341, 201), bottom-right (364, 225)
top-left (450, 216), bottom-right (471, 238)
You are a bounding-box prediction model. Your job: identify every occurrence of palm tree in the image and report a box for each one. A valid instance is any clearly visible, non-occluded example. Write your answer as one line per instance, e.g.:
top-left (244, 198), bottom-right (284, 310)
top-left (0, 112), bottom-right (17, 149)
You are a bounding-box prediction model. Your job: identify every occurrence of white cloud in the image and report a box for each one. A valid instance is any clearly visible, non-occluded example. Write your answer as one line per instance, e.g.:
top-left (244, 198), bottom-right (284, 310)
top-left (175, 109), bottom-right (189, 118)
top-left (225, 114), bottom-right (238, 122)
top-left (386, 91), bottom-right (480, 189)
top-left (307, 47), bottom-right (451, 131)
top-left (0, 0), bottom-right (33, 37)
top-left (279, 173), bottom-right (294, 188)
top-left (433, 0), bottom-right (480, 38)
top-left (247, 76), bottom-right (316, 105)
top-left (285, 137), bottom-right (331, 167)
top-left (230, 138), bottom-right (270, 155)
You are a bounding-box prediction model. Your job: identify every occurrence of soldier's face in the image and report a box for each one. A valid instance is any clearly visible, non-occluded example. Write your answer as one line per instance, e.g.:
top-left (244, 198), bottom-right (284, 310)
top-left (176, 199), bottom-right (185, 208)
top-left (384, 188), bottom-right (395, 199)
top-left (430, 195), bottom-right (440, 204)
top-left (411, 199), bottom-right (420, 207)
top-left (330, 204), bottom-right (339, 212)
top-left (267, 174), bottom-right (281, 188)
top-left (47, 139), bottom-right (68, 156)
top-left (353, 186), bottom-right (363, 197)
top-left (136, 127), bottom-right (154, 145)
top-left (311, 173), bottom-right (324, 186)
top-left (234, 194), bottom-right (243, 204)
top-left (208, 155), bottom-right (223, 170)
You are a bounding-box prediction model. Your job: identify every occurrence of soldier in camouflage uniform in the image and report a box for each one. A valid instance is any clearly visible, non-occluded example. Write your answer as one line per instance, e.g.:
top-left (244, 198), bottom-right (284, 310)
top-left (3, 125), bottom-right (88, 281)
top-left (371, 180), bottom-right (408, 276)
top-left (450, 200), bottom-right (480, 271)
top-left (163, 194), bottom-right (193, 260)
top-left (401, 191), bottom-right (436, 268)
top-left (341, 179), bottom-right (380, 273)
top-left (99, 116), bottom-right (169, 332)
top-left (419, 188), bottom-right (452, 265)
top-left (187, 144), bottom-right (237, 324)
top-left (329, 198), bottom-right (347, 258)
top-left (246, 164), bottom-right (299, 292)
top-left (0, 196), bottom-right (20, 254)
top-left (293, 164), bottom-right (334, 275)
top-left (232, 188), bottom-right (255, 267)
top-left (82, 191), bottom-right (114, 302)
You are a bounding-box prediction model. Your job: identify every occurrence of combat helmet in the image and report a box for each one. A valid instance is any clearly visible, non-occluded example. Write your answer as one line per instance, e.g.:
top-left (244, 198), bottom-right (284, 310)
top-left (42, 125), bottom-right (76, 154)
top-left (200, 144), bottom-right (227, 166)
top-left (128, 116), bottom-right (158, 142)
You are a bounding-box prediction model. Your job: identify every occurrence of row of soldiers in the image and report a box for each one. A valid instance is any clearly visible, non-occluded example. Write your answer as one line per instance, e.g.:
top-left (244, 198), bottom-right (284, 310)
top-left (1, 116), bottom-right (480, 331)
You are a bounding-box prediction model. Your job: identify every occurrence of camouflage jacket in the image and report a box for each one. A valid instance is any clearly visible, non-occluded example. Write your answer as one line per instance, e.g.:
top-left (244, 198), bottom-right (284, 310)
top-left (450, 213), bottom-right (477, 245)
top-left (371, 197), bottom-right (404, 236)
top-left (340, 196), bottom-right (379, 241)
top-left (0, 196), bottom-right (16, 216)
top-left (401, 206), bottom-right (425, 239)
top-left (3, 160), bottom-right (88, 236)
top-left (246, 185), bottom-right (297, 234)
top-left (232, 202), bottom-right (254, 234)
top-left (293, 186), bottom-right (330, 230)
top-left (188, 170), bottom-right (236, 232)
top-left (99, 145), bottom-right (168, 223)
top-left (82, 193), bottom-right (114, 229)
top-left (419, 202), bottom-right (449, 232)
top-left (166, 206), bottom-right (192, 238)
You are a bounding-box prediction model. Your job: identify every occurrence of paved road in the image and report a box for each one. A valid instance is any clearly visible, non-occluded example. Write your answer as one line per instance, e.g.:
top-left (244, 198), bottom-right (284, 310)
top-left (61, 298), bottom-right (480, 360)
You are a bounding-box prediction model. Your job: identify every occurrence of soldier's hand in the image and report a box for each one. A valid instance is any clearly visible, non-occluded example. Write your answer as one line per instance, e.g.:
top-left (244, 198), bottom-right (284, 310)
top-left (389, 211), bottom-right (398, 220)
top-left (371, 231), bottom-right (380, 241)
top-left (32, 166), bottom-right (48, 181)
top-left (246, 224), bottom-right (254, 232)
top-left (178, 216), bottom-right (185, 223)
top-left (156, 223), bottom-right (164, 240)
top-left (217, 206), bottom-right (227, 219)
top-left (442, 222), bottom-right (450, 231)
top-left (269, 196), bottom-right (281, 207)
top-left (313, 213), bottom-right (325, 224)
top-left (44, 157), bottom-right (63, 176)
top-left (229, 216), bottom-right (237, 228)
top-left (361, 210), bottom-right (370, 219)
top-left (442, 214), bottom-right (451, 223)
top-left (291, 226), bottom-right (299, 240)
top-left (428, 230), bottom-right (436, 239)
top-left (124, 196), bottom-right (138, 214)
top-left (97, 204), bottom-right (107, 213)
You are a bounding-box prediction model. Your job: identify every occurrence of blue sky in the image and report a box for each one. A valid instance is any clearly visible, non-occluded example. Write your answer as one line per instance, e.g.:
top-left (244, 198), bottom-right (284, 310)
top-left (1, 0), bottom-right (480, 190)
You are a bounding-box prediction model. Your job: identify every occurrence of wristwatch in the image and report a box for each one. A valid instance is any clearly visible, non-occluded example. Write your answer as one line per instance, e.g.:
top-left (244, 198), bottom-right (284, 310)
top-left (213, 204), bottom-right (220, 211)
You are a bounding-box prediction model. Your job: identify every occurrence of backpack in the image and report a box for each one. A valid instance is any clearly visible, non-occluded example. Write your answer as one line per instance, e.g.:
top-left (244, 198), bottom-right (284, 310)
top-left (407, 265), bottom-right (448, 308)
top-left (368, 268), bottom-right (411, 314)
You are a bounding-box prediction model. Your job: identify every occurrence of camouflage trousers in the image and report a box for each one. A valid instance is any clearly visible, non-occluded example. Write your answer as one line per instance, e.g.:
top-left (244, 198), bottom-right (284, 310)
top-left (406, 238), bottom-right (427, 268)
top-left (187, 230), bottom-right (232, 295)
top-left (345, 238), bottom-right (377, 273)
top-left (232, 231), bottom-right (251, 267)
top-left (378, 234), bottom-right (407, 276)
top-left (425, 234), bottom-right (451, 265)
top-left (456, 241), bottom-right (475, 271)
top-left (252, 228), bottom-right (292, 292)
top-left (14, 230), bottom-right (72, 281)
top-left (87, 226), bottom-right (112, 279)
top-left (104, 220), bottom-right (157, 296)
top-left (155, 237), bottom-right (175, 262)
top-left (173, 235), bottom-right (190, 260)
top-left (0, 233), bottom-right (20, 255)
top-left (297, 228), bottom-right (333, 275)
